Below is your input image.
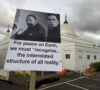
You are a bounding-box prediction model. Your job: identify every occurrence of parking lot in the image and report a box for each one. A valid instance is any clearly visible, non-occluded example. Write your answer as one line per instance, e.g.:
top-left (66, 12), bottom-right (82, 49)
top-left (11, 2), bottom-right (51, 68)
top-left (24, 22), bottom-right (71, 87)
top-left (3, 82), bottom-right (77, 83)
top-left (37, 72), bottom-right (100, 90)
top-left (0, 72), bottom-right (100, 90)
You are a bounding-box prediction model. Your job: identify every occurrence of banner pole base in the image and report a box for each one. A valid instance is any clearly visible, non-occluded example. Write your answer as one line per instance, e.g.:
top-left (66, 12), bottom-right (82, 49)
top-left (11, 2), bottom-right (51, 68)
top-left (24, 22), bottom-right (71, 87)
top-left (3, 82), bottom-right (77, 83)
top-left (29, 71), bottom-right (36, 90)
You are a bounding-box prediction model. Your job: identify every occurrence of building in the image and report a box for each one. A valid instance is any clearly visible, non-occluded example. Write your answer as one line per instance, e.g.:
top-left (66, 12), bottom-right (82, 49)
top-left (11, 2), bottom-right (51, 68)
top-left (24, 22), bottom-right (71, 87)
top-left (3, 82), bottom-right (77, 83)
top-left (0, 18), bottom-right (100, 79)
top-left (0, 26), bottom-right (10, 79)
top-left (61, 17), bottom-right (100, 72)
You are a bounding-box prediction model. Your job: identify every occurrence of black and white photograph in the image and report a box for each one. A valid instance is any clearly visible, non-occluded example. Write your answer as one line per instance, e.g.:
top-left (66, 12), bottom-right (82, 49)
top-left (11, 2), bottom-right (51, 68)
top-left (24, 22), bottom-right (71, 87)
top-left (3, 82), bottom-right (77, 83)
top-left (11, 9), bottom-right (61, 43)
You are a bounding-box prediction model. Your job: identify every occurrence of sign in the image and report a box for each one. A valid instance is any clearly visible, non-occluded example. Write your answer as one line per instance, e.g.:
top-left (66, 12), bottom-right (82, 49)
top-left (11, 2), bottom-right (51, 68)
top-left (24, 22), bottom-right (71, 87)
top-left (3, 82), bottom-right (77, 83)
top-left (4, 9), bottom-right (62, 71)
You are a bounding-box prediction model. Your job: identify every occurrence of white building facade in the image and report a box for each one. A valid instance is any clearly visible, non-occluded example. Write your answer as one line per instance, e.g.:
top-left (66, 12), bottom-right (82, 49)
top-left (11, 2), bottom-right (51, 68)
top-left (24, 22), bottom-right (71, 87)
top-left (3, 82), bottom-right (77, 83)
top-left (61, 21), bottom-right (100, 72)
top-left (0, 29), bottom-right (10, 78)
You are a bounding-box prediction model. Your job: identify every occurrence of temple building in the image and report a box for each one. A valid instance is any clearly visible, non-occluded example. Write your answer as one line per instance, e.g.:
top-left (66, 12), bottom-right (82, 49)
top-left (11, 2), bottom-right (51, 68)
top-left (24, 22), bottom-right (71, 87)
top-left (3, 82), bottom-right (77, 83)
top-left (0, 25), bottom-right (10, 78)
top-left (0, 17), bottom-right (100, 78)
top-left (61, 16), bottom-right (100, 72)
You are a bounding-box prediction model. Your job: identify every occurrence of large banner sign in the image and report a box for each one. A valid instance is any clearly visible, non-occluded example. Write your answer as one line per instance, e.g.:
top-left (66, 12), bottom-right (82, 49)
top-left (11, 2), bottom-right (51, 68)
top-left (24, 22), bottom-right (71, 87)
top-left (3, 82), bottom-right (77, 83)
top-left (4, 9), bottom-right (62, 71)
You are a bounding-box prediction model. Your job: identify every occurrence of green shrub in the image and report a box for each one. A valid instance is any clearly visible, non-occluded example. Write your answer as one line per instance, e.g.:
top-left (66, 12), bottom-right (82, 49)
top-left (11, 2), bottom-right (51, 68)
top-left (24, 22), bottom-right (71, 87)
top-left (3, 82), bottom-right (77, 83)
top-left (90, 62), bottom-right (100, 71)
top-left (17, 72), bottom-right (30, 78)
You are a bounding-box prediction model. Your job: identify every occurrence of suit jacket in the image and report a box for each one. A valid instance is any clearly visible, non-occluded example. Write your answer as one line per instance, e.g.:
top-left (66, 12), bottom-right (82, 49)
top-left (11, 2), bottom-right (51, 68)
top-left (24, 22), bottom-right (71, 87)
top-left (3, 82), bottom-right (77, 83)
top-left (47, 26), bottom-right (61, 43)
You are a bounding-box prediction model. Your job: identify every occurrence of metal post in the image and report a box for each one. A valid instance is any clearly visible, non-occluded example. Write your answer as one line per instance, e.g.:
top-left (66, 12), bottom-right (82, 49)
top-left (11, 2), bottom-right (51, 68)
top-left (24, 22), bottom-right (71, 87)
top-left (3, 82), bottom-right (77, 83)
top-left (29, 71), bottom-right (36, 90)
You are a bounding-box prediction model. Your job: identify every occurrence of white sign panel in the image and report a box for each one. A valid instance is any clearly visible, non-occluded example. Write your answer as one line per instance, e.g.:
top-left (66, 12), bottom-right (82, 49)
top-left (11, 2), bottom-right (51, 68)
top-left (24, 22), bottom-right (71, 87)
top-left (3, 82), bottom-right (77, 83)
top-left (4, 9), bottom-right (62, 71)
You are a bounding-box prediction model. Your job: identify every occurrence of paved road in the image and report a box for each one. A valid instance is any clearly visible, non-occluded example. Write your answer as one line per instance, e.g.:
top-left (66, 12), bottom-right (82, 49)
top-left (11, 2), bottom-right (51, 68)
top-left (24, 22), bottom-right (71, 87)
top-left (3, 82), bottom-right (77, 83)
top-left (0, 72), bottom-right (100, 90)
top-left (37, 72), bottom-right (100, 90)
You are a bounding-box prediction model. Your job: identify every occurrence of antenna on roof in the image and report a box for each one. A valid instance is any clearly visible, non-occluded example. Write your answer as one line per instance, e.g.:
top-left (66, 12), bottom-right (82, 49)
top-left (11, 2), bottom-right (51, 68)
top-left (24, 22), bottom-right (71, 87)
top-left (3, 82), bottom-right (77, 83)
top-left (7, 24), bottom-right (10, 32)
top-left (64, 14), bottom-right (68, 24)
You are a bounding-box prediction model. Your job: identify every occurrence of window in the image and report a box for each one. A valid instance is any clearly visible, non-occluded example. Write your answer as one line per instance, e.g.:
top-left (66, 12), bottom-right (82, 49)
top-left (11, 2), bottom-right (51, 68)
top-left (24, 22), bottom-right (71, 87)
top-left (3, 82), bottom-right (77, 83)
top-left (87, 55), bottom-right (90, 59)
top-left (65, 54), bottom-right (70, 59)
top-left (94, 55), bottom-right (96, 60)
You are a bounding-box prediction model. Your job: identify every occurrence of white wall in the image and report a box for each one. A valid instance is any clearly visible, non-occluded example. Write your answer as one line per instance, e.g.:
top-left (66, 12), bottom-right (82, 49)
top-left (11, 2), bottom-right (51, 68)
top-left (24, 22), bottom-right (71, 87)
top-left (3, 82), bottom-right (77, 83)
top-left (0, 32), bottom-right (10, 78)
top-left (62, 43), bottom-right (76, 71)
top-left (75, 43), bottom-right (100, 72)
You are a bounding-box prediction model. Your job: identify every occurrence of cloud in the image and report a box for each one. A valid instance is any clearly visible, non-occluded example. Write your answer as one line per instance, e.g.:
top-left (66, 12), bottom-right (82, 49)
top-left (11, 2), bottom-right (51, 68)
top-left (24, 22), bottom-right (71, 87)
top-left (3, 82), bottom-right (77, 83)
top-left (71, 0), bottom-right (100, 34)
top-left (0, 4), bottom-right (13, 28)
top-left (0, 4), bottom-right (13, 37)
top-left (6, 0), bottom-right (26, 6)
top-left (79, 32), bottom-right (100, 45)
top-left (69, 0), bottom-right (100, 44)
top-left (0, 0), bottom-right (26, 38)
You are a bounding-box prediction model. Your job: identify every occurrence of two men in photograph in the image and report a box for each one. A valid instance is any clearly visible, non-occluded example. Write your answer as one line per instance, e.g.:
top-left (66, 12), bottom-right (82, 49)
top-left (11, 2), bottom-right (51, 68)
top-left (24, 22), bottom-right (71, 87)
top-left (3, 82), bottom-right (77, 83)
top-left (11, 12), bottom-right (60, 43)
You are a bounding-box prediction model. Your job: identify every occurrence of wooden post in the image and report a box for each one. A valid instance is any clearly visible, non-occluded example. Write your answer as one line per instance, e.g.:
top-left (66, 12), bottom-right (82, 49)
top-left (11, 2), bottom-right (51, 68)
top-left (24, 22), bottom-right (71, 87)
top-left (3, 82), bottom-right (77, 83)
top-left (29, 71), bottom-right (36, 90)
top-left (42, 71), bottom-right (44, 78)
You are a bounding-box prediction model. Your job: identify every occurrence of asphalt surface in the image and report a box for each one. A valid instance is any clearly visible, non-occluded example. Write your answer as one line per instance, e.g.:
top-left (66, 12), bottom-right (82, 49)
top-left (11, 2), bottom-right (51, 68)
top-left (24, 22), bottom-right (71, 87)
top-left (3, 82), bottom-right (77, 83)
top-left (37, 72), bottom-right (100, 90)
top-left (70, 72), bottom-right (100, 90)
top-left (0, 72), bottom-right (100, 90)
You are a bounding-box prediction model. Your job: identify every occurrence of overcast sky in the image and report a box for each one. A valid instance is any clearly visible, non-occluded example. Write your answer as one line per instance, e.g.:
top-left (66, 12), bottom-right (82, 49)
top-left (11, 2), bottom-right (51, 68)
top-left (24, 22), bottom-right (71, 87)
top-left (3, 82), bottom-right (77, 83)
top-left (0, 0), bottom-right (100, 45)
